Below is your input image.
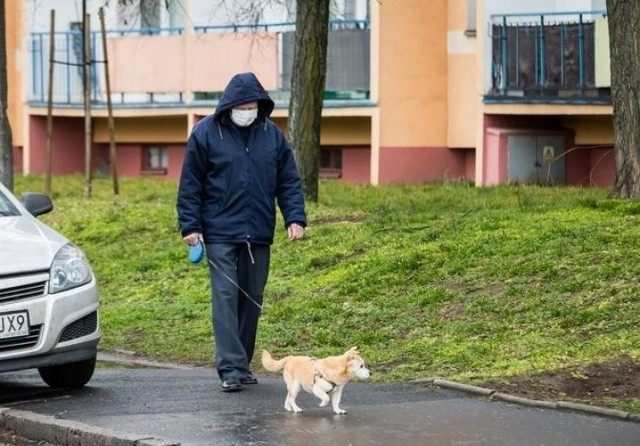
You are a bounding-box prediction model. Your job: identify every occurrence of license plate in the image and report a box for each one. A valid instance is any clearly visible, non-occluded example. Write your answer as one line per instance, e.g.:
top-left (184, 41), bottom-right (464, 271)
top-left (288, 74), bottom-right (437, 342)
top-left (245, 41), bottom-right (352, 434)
top-left (0, 311), bottom-right (30, 339)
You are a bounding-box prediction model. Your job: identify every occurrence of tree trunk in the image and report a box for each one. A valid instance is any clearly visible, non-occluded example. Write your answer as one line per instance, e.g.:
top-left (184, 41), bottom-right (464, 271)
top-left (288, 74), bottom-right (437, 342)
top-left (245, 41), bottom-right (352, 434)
top-left (607, 0), bottom-right (640, 198)
top-left (0, 0), bottom-right (14, 190)
top-left (287, 0), bottom-right (330, 203)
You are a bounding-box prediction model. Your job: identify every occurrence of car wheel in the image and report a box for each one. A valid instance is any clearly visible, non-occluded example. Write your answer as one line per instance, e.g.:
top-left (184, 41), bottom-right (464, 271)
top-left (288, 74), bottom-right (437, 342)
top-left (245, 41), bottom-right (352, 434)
top-left (37, 357), bottom-right (96, 388)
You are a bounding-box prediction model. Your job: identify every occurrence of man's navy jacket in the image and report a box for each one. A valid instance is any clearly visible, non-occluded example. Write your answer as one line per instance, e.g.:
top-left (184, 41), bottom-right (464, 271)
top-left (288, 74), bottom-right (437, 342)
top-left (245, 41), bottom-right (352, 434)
top-left (177, 72), bottom-right (307, 245)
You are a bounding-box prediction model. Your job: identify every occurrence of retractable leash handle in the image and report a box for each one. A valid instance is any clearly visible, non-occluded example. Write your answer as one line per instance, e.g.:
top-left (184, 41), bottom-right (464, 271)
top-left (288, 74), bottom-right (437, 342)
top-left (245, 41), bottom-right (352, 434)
top-left (188, 240), bottom-right (205, 264)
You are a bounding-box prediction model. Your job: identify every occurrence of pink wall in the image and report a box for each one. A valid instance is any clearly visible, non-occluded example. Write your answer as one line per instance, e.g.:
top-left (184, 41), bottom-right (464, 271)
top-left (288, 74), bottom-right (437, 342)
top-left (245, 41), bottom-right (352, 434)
top-left (483, 114), bottom-right (614, 187)
top-left (189, 34), bottom-right (278, 91)
top-left (378, 146), bottom-right (468, 185)
top-left (342, 147), bottom-right (370, 183)
top-left (108, 36), bottom-right (185, 92)
top-left (167, 145), bottom-right (185, 178)
top-left (566, 144), bottom-right (614, 187)
top-left (483, 131), bottom-right (502, 185)
top-left (107, 33), bottom-right (279, 94)
top-left (464, 150), bottom-right (476, 181)
top-left (13, 146), bottom-right (22, 173)
top-left (29, 116), bottom-right (88, 175)
top-left (28, 120), bottom-right (187, 180)
top-left (114, 144), bottom-right (143, 177)
top-left (590, 148), bottom-right (615, 187)
top-left (109, 143), bottom-right (185, 179)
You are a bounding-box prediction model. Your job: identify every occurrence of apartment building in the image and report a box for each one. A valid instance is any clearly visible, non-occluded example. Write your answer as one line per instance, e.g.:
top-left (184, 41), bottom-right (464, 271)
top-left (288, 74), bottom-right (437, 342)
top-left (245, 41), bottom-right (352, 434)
top-left (478, 0), bottom-right (613, 187)
top-left (10, 0), bottom-right (614, 187)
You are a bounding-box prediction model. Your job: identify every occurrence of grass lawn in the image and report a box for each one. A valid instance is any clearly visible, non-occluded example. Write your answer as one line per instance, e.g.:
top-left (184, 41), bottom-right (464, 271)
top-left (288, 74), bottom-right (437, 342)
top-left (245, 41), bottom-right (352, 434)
top-left (14, 175), bottom-right (640, 413)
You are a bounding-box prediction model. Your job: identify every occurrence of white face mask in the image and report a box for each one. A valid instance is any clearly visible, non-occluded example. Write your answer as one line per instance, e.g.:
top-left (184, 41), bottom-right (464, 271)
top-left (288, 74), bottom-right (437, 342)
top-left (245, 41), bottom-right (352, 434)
top-left (231, 108), bottom-right (258, 127)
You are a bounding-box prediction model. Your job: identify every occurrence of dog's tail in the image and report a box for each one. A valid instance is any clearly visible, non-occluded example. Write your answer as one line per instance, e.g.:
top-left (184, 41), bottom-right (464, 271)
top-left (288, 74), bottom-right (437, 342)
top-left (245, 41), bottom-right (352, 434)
top-left (261, 349), bottom-right (288, 372)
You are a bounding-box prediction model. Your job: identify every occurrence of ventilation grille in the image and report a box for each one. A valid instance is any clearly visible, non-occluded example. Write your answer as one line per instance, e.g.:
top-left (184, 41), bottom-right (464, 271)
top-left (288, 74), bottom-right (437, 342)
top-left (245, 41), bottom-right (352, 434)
top-left (59, 312), bottom-right (98, 342)
top-left (0, 281), bottom-right (47, 304)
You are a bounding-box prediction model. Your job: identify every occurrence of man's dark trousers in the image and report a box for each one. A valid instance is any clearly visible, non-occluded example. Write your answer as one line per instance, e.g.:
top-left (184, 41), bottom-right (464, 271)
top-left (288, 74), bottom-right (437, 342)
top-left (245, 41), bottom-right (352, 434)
top-left (205, 243), bottom-right (270, 380)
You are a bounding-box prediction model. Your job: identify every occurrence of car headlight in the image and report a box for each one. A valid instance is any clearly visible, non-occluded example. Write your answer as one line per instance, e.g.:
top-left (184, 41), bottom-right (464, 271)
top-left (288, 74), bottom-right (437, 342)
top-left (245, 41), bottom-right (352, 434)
top-left (49, 243), bottom-right (93, 293)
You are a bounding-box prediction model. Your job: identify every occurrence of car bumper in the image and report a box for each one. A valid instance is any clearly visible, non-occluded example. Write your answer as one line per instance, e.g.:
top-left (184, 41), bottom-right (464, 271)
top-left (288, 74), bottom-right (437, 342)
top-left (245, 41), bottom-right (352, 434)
top-left (0, 274), bottom-right (100, 372)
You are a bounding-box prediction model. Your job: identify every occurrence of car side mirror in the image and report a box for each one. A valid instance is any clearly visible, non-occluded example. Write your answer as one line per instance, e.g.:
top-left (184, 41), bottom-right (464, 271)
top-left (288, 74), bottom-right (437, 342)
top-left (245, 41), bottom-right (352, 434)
top-left (21, 192), bottom-right (54, 216)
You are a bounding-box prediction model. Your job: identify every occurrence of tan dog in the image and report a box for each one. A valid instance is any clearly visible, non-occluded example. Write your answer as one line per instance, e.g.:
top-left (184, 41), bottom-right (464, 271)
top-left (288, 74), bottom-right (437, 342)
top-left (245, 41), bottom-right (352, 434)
top-left (261, 347), bottom-right (371, 415)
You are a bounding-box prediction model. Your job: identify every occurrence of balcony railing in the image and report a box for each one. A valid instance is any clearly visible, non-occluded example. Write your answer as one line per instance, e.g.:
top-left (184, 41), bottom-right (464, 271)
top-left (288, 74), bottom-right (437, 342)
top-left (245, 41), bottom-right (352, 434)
top-left (28, 20), bottom-right (371, 109)
top-left (486, 10), bottom-right (611, 104)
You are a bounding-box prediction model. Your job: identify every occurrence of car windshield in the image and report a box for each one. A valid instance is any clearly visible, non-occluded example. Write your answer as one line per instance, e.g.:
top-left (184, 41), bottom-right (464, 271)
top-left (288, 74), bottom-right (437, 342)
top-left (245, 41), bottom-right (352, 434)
top-left (0, 189), bottom-right (20, 217)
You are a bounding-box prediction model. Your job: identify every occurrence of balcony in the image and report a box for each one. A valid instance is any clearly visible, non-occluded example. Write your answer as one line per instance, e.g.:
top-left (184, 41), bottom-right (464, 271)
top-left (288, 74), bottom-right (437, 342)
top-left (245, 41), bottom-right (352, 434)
top-left (486, 10), bottom-right (611, 104)
top-left (28, 20), bottom-right (371, 110)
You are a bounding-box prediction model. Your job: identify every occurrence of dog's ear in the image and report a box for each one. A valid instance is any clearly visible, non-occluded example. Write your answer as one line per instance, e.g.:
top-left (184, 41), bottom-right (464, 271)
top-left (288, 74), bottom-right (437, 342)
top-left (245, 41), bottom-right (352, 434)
top-left (346, 346), bottom-right (359, 358)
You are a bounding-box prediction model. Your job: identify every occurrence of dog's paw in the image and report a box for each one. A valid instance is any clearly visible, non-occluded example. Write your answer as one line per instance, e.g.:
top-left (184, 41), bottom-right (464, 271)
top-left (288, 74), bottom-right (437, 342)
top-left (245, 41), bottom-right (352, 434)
top-left (319, 398), bottom-right (330, 407)
top-left (333, 409), bottom-right (347, 415)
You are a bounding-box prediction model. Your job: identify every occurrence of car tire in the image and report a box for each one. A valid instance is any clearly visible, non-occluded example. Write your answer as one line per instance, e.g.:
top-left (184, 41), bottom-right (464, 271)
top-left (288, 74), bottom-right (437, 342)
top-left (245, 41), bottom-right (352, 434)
top-left (37, 357), bottom-right (96, 388)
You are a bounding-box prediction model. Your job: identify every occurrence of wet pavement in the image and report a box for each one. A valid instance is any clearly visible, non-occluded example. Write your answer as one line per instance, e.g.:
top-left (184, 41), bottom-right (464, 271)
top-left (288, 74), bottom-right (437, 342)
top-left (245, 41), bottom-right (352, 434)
top-left (1, 365), bottom-right (639, 445)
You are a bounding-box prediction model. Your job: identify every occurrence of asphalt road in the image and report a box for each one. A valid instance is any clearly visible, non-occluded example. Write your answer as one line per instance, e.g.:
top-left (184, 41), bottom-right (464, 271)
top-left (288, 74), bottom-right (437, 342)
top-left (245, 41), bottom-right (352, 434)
top-left (0, 363), bottom-right (639, 446)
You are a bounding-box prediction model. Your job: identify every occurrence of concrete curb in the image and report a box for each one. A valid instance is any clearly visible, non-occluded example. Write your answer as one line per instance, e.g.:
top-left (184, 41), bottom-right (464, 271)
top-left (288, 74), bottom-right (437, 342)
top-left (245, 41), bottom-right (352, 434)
top-left (0, 408), bottom-right (178, 446)
top-left (429, 377), bottom-right (640, 423)
top-left (97, 351), bottom-right (200, 370)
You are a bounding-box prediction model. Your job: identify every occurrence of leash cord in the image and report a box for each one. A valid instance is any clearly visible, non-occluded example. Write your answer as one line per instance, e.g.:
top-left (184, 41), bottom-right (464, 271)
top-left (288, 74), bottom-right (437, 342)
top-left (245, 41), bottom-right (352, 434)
top-left (206, 258), bottom-right (265, 312)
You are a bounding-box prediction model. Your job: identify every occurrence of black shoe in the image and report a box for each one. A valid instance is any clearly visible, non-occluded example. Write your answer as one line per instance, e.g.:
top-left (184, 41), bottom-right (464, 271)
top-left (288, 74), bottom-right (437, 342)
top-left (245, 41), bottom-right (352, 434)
top-left (221, 377), bottom-right (242, 392)
top-left (241, 373), bottom-right (258, 385)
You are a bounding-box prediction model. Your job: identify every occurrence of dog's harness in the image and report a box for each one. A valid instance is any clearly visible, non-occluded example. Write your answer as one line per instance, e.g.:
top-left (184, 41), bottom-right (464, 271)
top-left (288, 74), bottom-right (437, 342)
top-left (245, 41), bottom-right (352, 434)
top-left (311, 359), bottom-right (338, 392)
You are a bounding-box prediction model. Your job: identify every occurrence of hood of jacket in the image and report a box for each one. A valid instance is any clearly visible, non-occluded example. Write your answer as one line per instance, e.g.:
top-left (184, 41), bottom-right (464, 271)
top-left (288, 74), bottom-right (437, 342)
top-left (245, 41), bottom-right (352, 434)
top-left (212, 72), bottom-right (275, 122)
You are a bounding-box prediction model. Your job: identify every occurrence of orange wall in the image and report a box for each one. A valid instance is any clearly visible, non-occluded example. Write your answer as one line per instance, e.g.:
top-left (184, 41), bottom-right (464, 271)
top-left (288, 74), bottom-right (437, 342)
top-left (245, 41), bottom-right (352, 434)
top-left (7, 0), bottom-right (23, 148)
top-left (377, 0), bottom-right (448, 148)
top-left (447, 0), bottom-right (477, 148)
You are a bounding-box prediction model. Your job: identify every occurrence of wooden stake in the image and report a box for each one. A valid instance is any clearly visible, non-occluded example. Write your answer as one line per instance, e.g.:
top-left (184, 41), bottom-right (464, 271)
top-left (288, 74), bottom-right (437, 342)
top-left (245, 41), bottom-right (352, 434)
top-left (83, 12), bottom-right (92, 198)
top-left (99, 8), bottom-right (118, 195)
top-left (45, 10), bottom-right (55, 195)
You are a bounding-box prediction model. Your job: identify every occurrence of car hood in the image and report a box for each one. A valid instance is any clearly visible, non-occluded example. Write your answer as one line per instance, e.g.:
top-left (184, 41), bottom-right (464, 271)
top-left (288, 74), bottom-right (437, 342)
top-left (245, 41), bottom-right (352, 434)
top-left (0, 216), bottom-right (68, 275)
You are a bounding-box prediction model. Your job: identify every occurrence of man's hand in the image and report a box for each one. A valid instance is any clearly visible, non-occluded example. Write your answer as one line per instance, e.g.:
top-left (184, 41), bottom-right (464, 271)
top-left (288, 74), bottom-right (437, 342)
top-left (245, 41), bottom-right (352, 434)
top-left (287, 223), bottom-right (305, 241)
top-left (184, 232), bottom-right (203, 246)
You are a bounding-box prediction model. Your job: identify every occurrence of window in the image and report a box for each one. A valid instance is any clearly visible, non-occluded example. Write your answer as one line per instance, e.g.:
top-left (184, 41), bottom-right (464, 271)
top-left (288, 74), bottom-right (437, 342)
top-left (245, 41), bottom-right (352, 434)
top-left (320, 147), bottom-right (342, 179)
top-left (143, 146), bottom-right (168, 174)
top-left (465, 0), bottom-right (477, 37)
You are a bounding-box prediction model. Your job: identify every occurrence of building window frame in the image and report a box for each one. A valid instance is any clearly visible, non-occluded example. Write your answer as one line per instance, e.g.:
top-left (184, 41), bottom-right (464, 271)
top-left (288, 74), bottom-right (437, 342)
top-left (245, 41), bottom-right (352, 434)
top-left (320, 146), bottom-right (343, 179)
top-left (142, 145), bottom-right (168, 175)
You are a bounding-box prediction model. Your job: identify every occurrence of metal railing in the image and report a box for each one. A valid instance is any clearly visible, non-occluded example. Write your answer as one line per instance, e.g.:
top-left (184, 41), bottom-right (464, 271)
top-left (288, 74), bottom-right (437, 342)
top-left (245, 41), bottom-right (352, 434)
top-left (28, 20), bottom-right (371, 108)
top-left (487, 10), bottom-right (610, 103)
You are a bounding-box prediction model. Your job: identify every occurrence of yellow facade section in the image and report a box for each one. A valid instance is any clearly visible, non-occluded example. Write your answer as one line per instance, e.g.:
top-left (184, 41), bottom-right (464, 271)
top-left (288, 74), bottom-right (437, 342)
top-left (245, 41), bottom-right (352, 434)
top-left (377, 0), bottom-right (448, 148)
top-left (93, 116), bottom-right (189, 144)
top-left (561, 116), bottom-right (615, 146)
top-left (320, 117), bottom-right (371, 146)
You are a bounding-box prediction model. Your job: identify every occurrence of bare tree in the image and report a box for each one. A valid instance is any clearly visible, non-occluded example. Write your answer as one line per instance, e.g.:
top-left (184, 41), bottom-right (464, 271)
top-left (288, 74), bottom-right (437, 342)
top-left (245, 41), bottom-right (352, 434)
top-left (213, 0), bottom-right (332, 202)
top-left (116, 0), bottom-right (161, 28)
top-left (0, 0), bottom-right (14, 190)
top-left (607, 0), bottom-right (640, 198)
top-left (287, 0), bottom-right (329, 202)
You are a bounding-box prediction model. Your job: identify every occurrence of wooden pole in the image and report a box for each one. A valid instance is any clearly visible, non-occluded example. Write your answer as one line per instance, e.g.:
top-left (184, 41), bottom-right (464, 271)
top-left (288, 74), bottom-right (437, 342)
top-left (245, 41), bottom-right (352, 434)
top-left (83, 12), bottom-right (92, 198)
top-left (99, 8), bottom-right (118, 196)
top-left (45, 10), bottom-right (55, 195)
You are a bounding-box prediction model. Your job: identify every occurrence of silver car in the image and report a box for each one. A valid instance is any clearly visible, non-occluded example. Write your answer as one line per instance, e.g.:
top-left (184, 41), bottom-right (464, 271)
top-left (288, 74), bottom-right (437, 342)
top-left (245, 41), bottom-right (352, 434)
top-left (0, 182), bottom-right (99, 387)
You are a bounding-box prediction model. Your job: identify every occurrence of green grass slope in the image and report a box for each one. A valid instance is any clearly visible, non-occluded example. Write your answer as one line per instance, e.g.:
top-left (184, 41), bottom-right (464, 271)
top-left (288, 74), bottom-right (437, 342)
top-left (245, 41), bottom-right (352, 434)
top-left (15, 175), bottom-right (639, 412)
